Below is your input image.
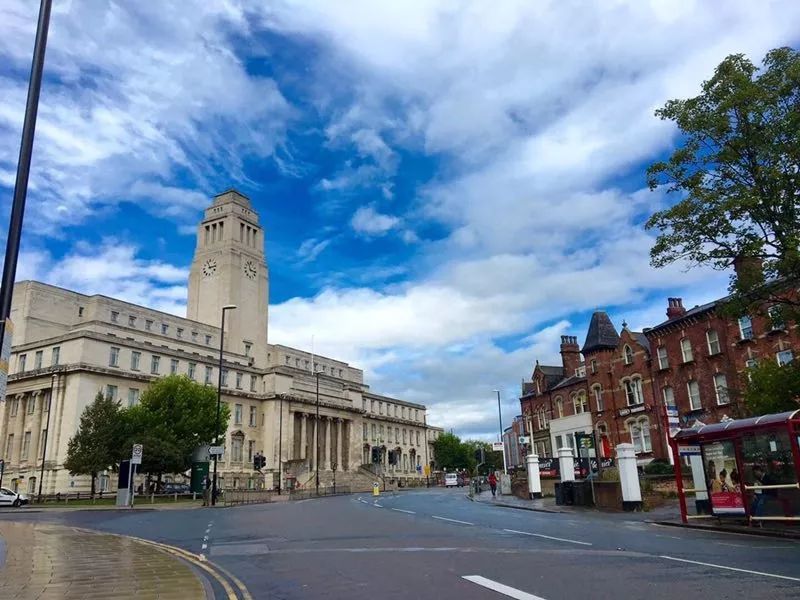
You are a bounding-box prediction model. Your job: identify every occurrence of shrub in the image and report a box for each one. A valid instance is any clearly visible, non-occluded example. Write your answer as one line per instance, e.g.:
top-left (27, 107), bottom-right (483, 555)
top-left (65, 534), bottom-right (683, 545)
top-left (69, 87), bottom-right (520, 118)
top-left (643, 460), bottom-right (674, 475)
top-left (599, 467), bottom-right (619, 482)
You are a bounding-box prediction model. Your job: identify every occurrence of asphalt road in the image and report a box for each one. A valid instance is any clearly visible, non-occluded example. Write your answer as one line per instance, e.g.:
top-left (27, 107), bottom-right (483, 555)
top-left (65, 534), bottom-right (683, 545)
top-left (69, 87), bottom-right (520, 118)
top-left (2, 488), bottom-right (800, 599)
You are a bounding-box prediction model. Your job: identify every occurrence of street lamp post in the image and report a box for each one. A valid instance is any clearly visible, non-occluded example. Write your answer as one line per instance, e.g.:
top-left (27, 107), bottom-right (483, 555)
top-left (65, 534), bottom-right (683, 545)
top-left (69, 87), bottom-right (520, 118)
top-left (494, 389), bottom-right (507, 475)
top-left (212, 304), bottom-right (236, 507)
top-left (37, 372), bottom-right (56, 503)
top-left (0, 0), bottom-right (53, 353)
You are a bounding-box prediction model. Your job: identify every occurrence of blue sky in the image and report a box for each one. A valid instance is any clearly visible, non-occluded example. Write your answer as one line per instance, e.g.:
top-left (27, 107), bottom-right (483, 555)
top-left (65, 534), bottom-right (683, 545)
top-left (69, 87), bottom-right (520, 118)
top-left (1, 1), bottom-right (799, 438)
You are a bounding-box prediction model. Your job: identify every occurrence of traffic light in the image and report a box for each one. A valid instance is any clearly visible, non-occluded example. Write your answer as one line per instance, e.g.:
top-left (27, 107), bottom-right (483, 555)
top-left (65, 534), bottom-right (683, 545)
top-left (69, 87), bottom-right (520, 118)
top-left (371, 447), bottom-right (380, 463)
top-left (259, 455), bottom-right (266, 469)
top-left (474, 447), bottom-right (485, 464)
top-left (253, 453), bottom-right (261, 471)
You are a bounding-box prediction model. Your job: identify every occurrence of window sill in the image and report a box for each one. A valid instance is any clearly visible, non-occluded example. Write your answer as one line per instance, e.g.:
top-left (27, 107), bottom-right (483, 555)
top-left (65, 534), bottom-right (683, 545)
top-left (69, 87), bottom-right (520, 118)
top-left (707, 351), bottom-right (723, 358)
top-left (736, 336), bottom-right (755, 344)
top-left (680, 359), bottom-right (694, 366)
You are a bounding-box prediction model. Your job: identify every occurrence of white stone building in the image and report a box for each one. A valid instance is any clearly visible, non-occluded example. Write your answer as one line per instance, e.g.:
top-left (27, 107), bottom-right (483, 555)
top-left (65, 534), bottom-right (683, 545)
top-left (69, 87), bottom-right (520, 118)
top-left (0, 190), bottom-right (441, 495)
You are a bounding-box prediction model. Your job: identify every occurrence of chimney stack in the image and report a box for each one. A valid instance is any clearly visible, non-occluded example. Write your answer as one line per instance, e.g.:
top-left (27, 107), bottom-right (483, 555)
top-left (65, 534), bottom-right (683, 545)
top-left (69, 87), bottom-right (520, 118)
top-left (733, 255), bottom-right (764, 289)
top-left (666, 297), bottom-right (686, 320)
top-left (560, 335), bottom-right (581, 375)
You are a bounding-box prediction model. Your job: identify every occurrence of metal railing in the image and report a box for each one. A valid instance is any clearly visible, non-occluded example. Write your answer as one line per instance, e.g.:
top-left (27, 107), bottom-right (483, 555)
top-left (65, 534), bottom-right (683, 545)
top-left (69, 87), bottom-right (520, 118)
top-left (222, 489), bottom-right (275, 506)
top-left (288, 486), bottom-right (351, 501)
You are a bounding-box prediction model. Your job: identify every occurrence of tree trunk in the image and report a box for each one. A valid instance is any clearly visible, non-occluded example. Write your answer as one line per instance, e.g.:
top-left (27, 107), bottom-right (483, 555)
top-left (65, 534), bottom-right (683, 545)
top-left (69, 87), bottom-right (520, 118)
top-left (90, 472), bottom-right (97, 498)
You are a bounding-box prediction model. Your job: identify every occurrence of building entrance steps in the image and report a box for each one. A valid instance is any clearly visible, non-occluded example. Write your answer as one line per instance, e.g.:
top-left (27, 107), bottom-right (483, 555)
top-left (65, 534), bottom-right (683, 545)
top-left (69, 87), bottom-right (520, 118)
top-left (0, 521), bottom-right (208, 599)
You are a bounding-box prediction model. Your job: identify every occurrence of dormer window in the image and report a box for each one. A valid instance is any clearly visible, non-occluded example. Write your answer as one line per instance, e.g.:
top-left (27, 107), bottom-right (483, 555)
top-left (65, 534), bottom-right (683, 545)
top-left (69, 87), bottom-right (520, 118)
top-left (623, 345), bottom-right (633, 365)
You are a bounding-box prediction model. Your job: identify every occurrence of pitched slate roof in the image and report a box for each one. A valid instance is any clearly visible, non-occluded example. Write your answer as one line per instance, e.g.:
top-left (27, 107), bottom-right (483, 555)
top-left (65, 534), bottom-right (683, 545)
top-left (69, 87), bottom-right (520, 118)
top-left (646, 299), bottom-right (720, 333)
top-left (581, 311), bottom-right (620, 354)
top-left (539, 365), bottom-right (564, 391)
top-left (632, 331), bottom-right (651, 353)
top-left (550, 374), bottom-right (587, 392)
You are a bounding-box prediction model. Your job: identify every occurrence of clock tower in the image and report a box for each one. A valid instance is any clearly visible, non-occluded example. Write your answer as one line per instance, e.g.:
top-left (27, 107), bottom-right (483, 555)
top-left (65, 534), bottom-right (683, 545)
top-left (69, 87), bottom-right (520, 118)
top-left (187, 190), bottom-right (269, 366)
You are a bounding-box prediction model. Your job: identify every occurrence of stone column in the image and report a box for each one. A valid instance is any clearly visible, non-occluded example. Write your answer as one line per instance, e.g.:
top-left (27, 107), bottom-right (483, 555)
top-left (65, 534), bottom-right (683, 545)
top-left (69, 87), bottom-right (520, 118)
top-left (299, 414), bottom-right (307, 460)
top-left (342, 420), bottom-right (350, 471)
top-left (12, 394), bottom-right (26, 465)
top-left (334, 419), bottom-right (342, 470)
top-left (558, 447), bottom-right (575, 482)
top-left (526, 452), bottom-right (542, 499)
top-left (616, 443), bottom-right (642, 511)
top-left (324, 418), bottom-right (332, 469)
top-left (310, 417), bottom-right (318, 470)
top-left (33, 391), bottom-right (45, 470)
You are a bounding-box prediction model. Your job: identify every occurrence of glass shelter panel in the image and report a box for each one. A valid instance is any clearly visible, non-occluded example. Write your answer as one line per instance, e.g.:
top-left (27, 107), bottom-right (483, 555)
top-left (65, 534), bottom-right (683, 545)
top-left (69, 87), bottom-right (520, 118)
top-left (740, 430), bottom-right (799, 519)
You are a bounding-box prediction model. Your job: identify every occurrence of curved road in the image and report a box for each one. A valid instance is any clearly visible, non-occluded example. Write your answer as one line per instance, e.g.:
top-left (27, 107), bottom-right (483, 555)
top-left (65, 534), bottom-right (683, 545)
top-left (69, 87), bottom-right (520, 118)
top-left (2, 488), bottom-right (799, 599)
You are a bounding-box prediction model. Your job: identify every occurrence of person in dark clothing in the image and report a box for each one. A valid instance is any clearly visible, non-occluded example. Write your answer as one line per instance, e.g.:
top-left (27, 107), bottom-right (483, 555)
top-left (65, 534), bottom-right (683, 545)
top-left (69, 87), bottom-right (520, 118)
top-left (488, 472), bottom-right (498, 497)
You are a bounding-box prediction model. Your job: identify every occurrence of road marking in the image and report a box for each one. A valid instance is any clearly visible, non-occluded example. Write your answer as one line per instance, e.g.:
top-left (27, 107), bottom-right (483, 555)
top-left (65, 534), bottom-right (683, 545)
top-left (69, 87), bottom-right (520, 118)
top-left (503, 529), bottom-right (591, 546)
top-left (373, 502), bottom-right (383, 508)
top-left (660, 555), bottom-right (800, 582)
top-left (391, 508), bottom-right (416, 514)
top-left (202, 543), bottom-right (208, 550)
top-left (432, 515), bottom-right (473, 525)
top-left (462, 575), bottom-right (546, 599)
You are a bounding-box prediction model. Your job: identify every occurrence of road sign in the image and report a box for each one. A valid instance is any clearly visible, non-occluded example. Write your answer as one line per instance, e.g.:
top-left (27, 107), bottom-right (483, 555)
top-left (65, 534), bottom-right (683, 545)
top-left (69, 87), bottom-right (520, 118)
top-left (492, 442), bottom-right (504, 452)
top-left (131, 443), bottom-right (143, 465)
top-left (208, 445), bottom-right (224, 456)
top-left (678, 444), bottom-right (701, 456)
top-left (0, 318), bottom-right (13, 401)
top-left (416, 464), bottom-right (422, 473)
top-left (423, 464), bottom-right (431, 476)
top-left (518, 436), bottom-right (530, 445)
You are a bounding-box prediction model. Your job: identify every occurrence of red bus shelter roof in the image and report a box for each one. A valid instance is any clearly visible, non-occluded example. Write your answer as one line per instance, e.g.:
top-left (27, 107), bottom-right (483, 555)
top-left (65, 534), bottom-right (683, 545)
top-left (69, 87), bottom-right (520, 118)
top-left (673, 410), bottom-right (800, 442)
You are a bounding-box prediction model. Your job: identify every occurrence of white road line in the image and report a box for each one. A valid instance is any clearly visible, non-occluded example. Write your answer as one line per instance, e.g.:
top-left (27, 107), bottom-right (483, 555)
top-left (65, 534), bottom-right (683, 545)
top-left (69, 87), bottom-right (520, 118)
top-left (503, 529), bottom-right (591, 546)
top-left (391, 508), bottom-right (416, 514)
top-left (201, 543), bottom-right (208, 550)
top-left (432, 515), bottom-right (473, 525)
top-left (374, 503), bottom-right (383, 508)
top-left (359, 499), bottom-right (368, 504)
top-left (660, 555), bottom-right (800, 582)
top-left (462, 575), bottom-right (546, 600)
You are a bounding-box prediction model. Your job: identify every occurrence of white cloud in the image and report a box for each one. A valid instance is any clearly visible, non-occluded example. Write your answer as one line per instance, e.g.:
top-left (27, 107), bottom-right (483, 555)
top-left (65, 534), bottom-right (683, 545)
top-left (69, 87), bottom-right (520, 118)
top-left (262, 1), bottom-right (799, 434)
top-left (19, 240), bottom-right (188, 315)
top-left (0, 1), bottom-right (293, 235)
top-left (297, 238), bottom-right (333, 263)
top-left (350, 205), bottom-right (401, 236)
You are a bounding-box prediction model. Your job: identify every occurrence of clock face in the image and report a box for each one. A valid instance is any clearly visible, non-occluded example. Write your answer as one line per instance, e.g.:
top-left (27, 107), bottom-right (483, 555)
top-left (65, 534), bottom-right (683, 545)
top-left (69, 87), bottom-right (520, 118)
top-left (243, 260), bottom-right (257, 280)
top-left (202, 258), bottom-right (217, 278)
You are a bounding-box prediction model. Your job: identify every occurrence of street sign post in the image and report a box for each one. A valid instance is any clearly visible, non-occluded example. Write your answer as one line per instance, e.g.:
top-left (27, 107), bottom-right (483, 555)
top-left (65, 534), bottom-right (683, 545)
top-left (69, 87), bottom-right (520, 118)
top-left (129, 444), bottom-right (143, 508)
top-left (491, 442), bottom-right (504, 452)
top-left (0, 318), bottom-right (13, 401)
top-left (208, 446), bottom-right (224, 457)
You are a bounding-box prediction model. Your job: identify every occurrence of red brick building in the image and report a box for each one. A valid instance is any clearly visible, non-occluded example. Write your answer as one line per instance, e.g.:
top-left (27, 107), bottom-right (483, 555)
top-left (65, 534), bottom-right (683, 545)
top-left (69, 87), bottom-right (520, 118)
top-left (519, 281), bottom-right (799, 465)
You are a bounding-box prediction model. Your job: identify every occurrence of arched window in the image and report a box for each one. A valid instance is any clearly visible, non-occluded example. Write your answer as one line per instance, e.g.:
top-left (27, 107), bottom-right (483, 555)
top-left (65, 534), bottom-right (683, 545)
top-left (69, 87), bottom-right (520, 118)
top-left (555, 396), bottom-right (564, 418)
top-left (592, 385), bottom-right (604, 411)
top-left (573, 391), bottom-right (588, 414)
top-left (623, 345), bottom-right (634, 365)
top-left (627, 417), bottom-right (652, 454)
top-left (596, 423), bottom-right (611, 458)
top-left (622, 377), bottom-right (644, 406)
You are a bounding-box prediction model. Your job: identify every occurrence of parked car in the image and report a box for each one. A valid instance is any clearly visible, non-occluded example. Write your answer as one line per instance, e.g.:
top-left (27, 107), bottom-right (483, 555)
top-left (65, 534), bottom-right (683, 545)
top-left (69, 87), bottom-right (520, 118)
top-left (0, 487), bottom-right (29, 507)
top-left (162, 482), bottom-right (191, 494)
top-left (444, 473), bottom-right (459, 488)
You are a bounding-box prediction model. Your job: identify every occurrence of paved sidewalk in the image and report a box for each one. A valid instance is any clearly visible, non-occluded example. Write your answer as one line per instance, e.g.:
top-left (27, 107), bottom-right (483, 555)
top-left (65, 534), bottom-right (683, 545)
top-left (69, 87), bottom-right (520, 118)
top-left (0, 521), bottom-right (206, 599)
top-left (470, 489), bottom-right (680, 521)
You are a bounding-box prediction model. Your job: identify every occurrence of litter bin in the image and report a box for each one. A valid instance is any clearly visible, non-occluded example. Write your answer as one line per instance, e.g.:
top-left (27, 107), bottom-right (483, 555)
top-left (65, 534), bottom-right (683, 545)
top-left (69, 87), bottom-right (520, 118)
top-left (573, 481), bottom-right (593, 506)
top-left (560, 481), bottom-right (575, 506)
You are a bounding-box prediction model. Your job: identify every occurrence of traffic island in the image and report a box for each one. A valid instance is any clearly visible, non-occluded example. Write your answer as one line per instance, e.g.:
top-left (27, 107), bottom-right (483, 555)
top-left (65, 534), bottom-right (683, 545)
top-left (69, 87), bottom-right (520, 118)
top-left (0, 521), bottom-right (209, 599)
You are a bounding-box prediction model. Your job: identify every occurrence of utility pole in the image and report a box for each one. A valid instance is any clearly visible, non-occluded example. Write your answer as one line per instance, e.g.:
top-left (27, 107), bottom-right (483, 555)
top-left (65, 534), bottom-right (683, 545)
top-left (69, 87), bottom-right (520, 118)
top-left (0, 0), bottom-right (53, 353)
top-left (37, 372), bottom-right (56, 503)
top-left (212, 305), bottom-right (236, 506)
top-left (277, 394), bottom-right (283, 494)
top-left (494, 389), bottom-right (507, 474)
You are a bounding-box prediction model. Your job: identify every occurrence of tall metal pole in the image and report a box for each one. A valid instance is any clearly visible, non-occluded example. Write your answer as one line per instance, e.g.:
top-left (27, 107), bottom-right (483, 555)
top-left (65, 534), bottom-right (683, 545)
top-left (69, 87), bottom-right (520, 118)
top-left (212, 305), bottom-right (236, 506)
top-left (315, 370), bottom-right (320, 495)
top-left (277, 394), bottom-right (283, 494)
top-left (37, 372), bottom-right (56, 503)
top-left (0, 0), bottom-right (53, 352)
top-left (495, 390), bottom-right (507, 475)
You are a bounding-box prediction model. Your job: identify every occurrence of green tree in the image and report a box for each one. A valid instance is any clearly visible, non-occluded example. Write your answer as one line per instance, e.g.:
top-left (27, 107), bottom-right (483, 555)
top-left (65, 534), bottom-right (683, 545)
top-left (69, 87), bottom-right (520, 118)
top-left (432, 432), bottom-right (474, 471)
top-left (120, 375), bottom-right (229, 485)
top-left (463, 439), bottom-right (503, 474)
top-left (63, 392), bottom-right (123, 497)
top-left (743, 359), bottom-right (800, 416)
top-left (646, 47), bottom-right (800, 316)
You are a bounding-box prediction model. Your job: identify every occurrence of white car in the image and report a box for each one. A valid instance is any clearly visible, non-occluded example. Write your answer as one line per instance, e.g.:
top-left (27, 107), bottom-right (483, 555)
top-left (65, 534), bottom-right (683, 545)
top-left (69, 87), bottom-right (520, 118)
top-left (0, 487), bottom-right (28, 507)
top-left (444, 473), bottom-right (459, 488)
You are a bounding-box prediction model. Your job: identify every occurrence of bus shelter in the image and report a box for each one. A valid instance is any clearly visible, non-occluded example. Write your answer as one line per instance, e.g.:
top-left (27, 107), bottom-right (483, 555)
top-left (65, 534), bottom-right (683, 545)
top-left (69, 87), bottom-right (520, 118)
top-left (671, 410), bottom-right (800, 525)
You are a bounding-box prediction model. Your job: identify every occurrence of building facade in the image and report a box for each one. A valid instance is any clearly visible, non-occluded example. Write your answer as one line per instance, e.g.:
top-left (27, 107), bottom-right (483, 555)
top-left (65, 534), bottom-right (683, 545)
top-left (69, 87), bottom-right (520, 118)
top-left (520, 276), bottom-right (800, 466)
top-left (0, 190), bottom-right (438, 495)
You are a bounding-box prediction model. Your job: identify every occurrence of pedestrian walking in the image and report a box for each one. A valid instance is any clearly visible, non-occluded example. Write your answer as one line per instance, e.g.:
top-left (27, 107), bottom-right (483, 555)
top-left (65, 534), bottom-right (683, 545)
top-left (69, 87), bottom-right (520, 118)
top-left (488, 472), bottom-right (497, 497)
top-left (202, 475), bottom-right (211, 507)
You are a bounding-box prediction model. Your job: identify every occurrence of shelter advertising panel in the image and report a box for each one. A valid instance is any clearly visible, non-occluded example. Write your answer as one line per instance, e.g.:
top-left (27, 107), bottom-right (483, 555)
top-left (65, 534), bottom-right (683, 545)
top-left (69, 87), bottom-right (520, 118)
top-left (702, 440), bottom-right (744, 515)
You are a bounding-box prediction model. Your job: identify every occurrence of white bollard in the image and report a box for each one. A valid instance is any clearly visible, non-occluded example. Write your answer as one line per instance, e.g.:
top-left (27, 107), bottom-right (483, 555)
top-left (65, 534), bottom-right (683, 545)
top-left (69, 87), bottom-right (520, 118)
top-left (558, 447), bottom-right (575, 482)
top-left (526, 453), bottom-right (542, 499)
top-left (616, 443), bottom-right (642, 511)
